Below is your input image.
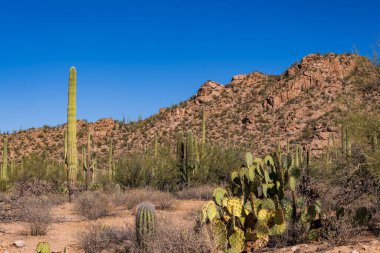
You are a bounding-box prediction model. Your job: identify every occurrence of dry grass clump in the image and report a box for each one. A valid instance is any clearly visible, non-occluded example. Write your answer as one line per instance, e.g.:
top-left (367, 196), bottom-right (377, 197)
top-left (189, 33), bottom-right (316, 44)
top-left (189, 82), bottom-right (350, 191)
top-left (76, 191), bottom-right (111, 220)
top-left (176, 185), bottom-right (214, 200)
top-left (79, 218), bottom-right (214, 253)
top-left (14, 196), bottom-right (53, 236)
top-left (79, 224), bottom-right (131, 253)
top-left (141, 222), bottom-right (213, 253)
top-left (115, 188), bottom-right (175, 210)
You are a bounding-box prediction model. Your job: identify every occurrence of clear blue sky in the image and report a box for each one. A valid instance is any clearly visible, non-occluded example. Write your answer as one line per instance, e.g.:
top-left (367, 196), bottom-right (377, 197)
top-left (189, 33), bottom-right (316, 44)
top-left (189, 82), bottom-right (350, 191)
top-left (0, 0), bottom-right (379, 132)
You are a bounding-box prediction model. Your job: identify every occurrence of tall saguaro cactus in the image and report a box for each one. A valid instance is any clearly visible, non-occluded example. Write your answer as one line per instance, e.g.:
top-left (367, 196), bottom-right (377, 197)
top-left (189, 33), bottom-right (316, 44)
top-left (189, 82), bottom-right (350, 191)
top-left (177, 131), bottom-right (188, 186)
top-left (108, 137), bottom-right (115, 183)
top-left (1, 136), bottom-right (8, 181)
top-left (201, 108), bottom-right (206, 159)
top-left (67, 67), bottom-right (78, 200)
top-left (84, 132), bottom-right (93, 189)
top-left (153, 132), bottom-right (158, 177)
top-left (186, 130), bottom-right (194, 175)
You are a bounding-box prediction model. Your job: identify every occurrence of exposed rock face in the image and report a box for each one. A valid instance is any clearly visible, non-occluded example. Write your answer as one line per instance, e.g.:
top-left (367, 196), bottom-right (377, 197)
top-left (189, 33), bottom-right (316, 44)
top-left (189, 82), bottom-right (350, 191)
top-left (1, 53), bottom-right (379, 163)
top-left (195, 80), bottom-right (224, 103)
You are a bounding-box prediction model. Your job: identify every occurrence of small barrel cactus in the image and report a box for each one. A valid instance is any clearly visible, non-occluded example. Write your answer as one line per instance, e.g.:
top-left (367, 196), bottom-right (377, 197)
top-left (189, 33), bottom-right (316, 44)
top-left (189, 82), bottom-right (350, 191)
top-left (36, 242), bottom-right (51, 253)
top-left (136, 202), bottom-right (156, 247)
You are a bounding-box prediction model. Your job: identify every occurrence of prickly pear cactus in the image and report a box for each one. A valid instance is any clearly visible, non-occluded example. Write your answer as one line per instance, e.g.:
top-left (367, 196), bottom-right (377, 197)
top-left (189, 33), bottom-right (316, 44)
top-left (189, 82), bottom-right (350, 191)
top-left (136, 202), bottom-right (156, 247)
top-left (36, 242), bottom-right (51, 253)
top-left (201, 153), bottom-right (293, 252)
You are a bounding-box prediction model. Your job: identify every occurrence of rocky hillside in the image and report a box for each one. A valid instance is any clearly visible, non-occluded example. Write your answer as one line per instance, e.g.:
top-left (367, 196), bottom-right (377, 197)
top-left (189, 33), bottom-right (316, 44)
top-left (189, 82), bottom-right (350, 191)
top-left (1, 53), bottom-right (380, 166)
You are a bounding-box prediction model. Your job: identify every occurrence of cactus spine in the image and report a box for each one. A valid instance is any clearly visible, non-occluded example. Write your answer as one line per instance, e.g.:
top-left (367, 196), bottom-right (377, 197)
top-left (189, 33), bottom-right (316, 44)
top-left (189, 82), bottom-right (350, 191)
top-left (136, 203), bottom-right (156, 247)
top-left (67, 67), bottom-right (78, 200)
top-left (1, 137), bottom-right (8, 181)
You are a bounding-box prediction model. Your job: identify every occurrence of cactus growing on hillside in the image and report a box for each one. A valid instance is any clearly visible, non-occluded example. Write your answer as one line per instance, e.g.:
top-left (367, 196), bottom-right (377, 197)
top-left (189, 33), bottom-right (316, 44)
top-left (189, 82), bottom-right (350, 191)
top-left (108, 137), bottom-right (115, 182)
top-left (177, 130), bottom-right (199, 186)
top-left (194, 137), bottom-right (200, 173)
top-left (83, 132), bottom-right (94, 189)
top-left (177, 131), bottom-right (186, 184)
top-left (201, 108), bottom-right (206, 159)
top-left (1, 136), bottom-right (8, 181)
top-left (153, 132), bottom-right (158, 177)
top-left (341, 125), bottom-right (351, 157)
top-left (186, 130), bottom-right (194, 175)
top-left (67, 67), bottom-right (78, 200)
top-left (136, 202), bottom-right (156, 247)
top-left (372, 132), bottom-right (378, 151)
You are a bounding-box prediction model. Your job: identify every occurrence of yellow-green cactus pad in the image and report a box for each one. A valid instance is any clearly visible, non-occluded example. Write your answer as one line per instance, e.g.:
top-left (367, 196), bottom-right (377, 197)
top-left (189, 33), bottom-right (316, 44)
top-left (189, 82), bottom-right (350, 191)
top-left (245, 152), bottom-right (254, 167)
top-left (255, 223), bottom-right (270, 238)
top-left (257, 198), bottom-right (276, 211)
top-left (228, 228), bottom-right (245, 252)
top-left (257, 208), bottom-right (270, 223)
top-left (36, 242), bottom-right (51, 253)
top-left (269, 222), bottom-right (287, 236)
top-left (206, 202), bottom-right (218, 222)
top-left (244, 200), bottom-right (253, 215)
top-left (213, 187), bottom-right (227, 206)
top-left (211, 220), bottom-right (228, 250)
top-left (227, 198), bottom-right (243, 217)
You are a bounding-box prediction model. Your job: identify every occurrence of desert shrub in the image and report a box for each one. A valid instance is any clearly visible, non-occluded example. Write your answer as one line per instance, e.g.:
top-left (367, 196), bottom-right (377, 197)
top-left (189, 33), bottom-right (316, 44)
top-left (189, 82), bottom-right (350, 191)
top-left (76, 191), bottom-right (111, 219)
top-left (10, 154), bottom-right (66, 187)
top-left (79, 224), bottom-right (131, 253)
top-left (115, 144), bottom-right (243, 191)
top-left (121, 189), bottom-right (175, 210)
top-left (12, 179), bottom-right (58, 197)
top-left (176, 185), bottom-right (213, 200)
top-left (320, 215), bottom-right (357, 246)
top-left (14, 196), bottom-right (53, 236)
top-left (112, 190), bottom-right (129, 206)
top-left (142, 222), bottom-right (212, 253)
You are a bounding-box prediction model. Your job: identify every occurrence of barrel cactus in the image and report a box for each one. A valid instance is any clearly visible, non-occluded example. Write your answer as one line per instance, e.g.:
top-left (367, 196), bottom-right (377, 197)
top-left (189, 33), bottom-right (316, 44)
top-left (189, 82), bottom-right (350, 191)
top-left (36, 242), bottom-right (51, 253)
top-left (136, 202), bottom-right (156, 247)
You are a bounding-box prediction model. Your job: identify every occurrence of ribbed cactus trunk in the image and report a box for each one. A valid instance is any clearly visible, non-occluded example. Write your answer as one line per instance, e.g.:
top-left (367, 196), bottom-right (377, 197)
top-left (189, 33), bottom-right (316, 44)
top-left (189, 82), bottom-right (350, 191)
top-left (372, 132), bottom-right (378, 151)
top-left (84, 132), bottom-right (92, 190)
top-left (153, 132), bottom-right (158, 177)
top-left (1, 137), bottom-right (8, 181)
top-left (64, 128), bottom-right (68, 179)
top-left (201, 108), bottom-right (206, 159)
top-left (136, 202), bottom-right (156, 248)
top-left (177, 131), bottom-right (187, 187)
top-left (108, 138), bottom-right (114, 183)
top-left (341, 125), bottom-right (347, 156)
top-left (186, 130), bottom-right (194, 176)
top-left (194, 137), bottom-right (200, 174)
top-left (10, 160), bottom-right (15, 177)
top-left (67, 67), bottom-right (78, 201)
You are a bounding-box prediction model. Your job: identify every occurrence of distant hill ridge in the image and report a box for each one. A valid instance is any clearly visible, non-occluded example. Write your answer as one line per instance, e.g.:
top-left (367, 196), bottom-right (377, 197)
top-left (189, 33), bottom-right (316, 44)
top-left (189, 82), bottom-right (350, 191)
top-left (1, 53), bottom-right (379, 167)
